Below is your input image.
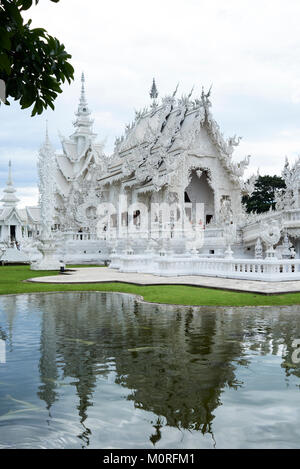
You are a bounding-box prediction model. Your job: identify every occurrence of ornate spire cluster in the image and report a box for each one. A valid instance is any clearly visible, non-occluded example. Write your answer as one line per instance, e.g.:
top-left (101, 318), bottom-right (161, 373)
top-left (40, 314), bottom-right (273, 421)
top-left (38, 123), bottom-right (56, 237)
top-left (1, 160), bottom-right (19, 207)
top-left (73, 72), bottom-right (94, 135)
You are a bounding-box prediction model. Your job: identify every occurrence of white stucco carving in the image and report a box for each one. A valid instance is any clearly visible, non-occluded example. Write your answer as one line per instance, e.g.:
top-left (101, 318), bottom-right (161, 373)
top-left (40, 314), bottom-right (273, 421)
top-left (6, 75), bottom-right (300, 274)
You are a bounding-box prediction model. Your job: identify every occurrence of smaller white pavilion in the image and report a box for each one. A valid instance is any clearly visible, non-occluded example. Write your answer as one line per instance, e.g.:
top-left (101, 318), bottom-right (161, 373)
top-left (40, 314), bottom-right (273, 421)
top-left (0, 161), bottom-right (41, 247)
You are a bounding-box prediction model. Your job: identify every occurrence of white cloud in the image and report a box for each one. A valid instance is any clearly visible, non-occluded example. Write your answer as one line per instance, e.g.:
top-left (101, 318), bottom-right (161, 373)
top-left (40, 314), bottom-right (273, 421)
top-left (17, 187), bottom-right (39, 209)
top-left (1, 0), bottom-right (300, 197)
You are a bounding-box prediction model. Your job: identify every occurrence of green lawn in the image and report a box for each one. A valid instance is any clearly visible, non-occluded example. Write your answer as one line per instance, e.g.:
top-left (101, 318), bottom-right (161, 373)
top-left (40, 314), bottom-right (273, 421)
top-left (0, 265), bottom-right (300, 306)
top-left (66, 265), bottom-right (105, 268)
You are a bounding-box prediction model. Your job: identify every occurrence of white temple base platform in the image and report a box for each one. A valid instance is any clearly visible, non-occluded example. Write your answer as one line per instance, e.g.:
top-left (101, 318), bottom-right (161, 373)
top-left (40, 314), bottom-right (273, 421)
top-left (0, 247), bottom-right (30, 264)
top-left (112, 254), bottom-right (300, 282)
top-left (27, 267), bottom-right (300, 294)
top-left (30, 238), bottom-right (61, 271)
top-left (30, 259), bottom-right (61, 271)
top-left (58, 236), bottom-right (109, 265)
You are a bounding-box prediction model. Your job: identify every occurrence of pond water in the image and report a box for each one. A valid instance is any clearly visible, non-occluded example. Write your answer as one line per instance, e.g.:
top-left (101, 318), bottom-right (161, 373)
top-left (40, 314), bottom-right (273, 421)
top-left (0, 292), bottom-right (300, 449)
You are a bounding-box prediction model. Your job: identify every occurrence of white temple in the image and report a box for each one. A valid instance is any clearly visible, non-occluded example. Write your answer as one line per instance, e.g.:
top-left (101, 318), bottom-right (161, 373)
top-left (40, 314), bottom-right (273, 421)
top-left (3, 74), bottom-right (300, 280)
top-left (50, 75), bottom-right (253, 258)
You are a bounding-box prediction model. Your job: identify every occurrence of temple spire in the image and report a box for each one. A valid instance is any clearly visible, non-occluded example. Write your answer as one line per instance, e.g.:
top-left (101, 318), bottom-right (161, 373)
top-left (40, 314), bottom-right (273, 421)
top-left (45, 119), bottom-right (50, 144)
top-left (41, 119), bottom-right (53, 152)
top-left (73, 72), bottom-right (94, 136)
top-left (150, 78), bottom-right (158, 100)
top-left (7, 159), bottom-right (12, 185)
top-left (80, 72), bottom-right (87, 107)
top-left (1, 160), bottom-right (19, 207)
top-left (77, 71), bottom-right (89, 114)
top-left (150, 78), bottom-right (159, 108)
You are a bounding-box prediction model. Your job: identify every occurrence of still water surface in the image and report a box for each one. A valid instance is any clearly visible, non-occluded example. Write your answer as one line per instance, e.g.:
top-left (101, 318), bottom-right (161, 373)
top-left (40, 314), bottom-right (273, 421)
top-left (0, 292), bottom-right (300, 449)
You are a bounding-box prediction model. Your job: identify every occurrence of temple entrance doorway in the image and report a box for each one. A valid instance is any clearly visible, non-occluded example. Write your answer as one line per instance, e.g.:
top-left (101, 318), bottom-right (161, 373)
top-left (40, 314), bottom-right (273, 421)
top-left (184, 170), bottom-right (214, 226)
top-left (10, 225), bottom-right (16, 242)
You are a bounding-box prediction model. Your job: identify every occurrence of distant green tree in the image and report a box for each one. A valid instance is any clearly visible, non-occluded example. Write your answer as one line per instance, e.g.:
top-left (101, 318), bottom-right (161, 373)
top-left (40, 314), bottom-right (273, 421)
top-left (0, 0), bottom-right (74, 116)
top-left (242, 175), bottom-right (286, 214)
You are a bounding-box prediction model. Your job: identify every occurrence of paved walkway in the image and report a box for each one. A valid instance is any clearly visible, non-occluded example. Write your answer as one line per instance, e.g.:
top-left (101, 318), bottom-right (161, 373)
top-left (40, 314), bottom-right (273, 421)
top-left (27, 267), bottom-right (300, 295)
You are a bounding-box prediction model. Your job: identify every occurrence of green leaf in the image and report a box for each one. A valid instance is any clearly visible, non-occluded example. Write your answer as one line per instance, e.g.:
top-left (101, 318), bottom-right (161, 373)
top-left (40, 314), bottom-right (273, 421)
top-left (31, 28), bottom-right (46, 37)
top-left (0, 0), bottom-right (73, 114)
top-left (31, 98), bottom-right (44, 116)
top-left (0, 53), bottom-right (11, 74)
top-left (18, 0), bottom-right (34, 11)
top-left (0, 28), bottom-right (12, 50)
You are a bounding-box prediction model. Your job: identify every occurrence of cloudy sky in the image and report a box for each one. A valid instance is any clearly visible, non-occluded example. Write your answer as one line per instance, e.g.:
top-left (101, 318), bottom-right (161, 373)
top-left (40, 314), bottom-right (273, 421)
top-left (1, 0), bottom-right (300, 207)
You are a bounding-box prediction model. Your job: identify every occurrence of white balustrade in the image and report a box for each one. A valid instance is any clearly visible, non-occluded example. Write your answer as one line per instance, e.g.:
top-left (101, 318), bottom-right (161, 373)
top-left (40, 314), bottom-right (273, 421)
top-left (63, 231), bottom-right (98, 241)
top-left (111, 254), bottom-right (300, 282)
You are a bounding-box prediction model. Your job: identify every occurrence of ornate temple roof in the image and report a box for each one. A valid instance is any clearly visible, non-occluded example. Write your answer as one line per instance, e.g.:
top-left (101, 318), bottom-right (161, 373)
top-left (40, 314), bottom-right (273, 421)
top-left (0, 207), bottom-right (26, 223)
top-left (98, 83), bottom-right (250, 191)
top-left (54, 73), bottom-right (106, 198)
top-left (26, 206), bottom-right (41, 224)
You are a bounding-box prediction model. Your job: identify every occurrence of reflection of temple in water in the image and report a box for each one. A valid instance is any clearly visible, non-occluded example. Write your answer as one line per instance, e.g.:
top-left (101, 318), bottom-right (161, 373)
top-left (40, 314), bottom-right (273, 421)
top-left (0, 295), bottom-right (26, 352)
top-left (1, 292), bottom-right (300, 447)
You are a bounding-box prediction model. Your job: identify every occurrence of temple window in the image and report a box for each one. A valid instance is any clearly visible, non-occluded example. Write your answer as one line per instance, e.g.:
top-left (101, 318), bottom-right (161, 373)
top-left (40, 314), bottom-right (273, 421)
top-left (206, 214), bottom-right (213, 224)
top-left (133, 210), bottom-right (141, 226)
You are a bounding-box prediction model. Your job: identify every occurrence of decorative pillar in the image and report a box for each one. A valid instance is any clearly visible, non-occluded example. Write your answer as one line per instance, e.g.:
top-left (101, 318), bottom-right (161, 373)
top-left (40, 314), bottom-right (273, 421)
top-left (31, 123), bottom-right (61, 271)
